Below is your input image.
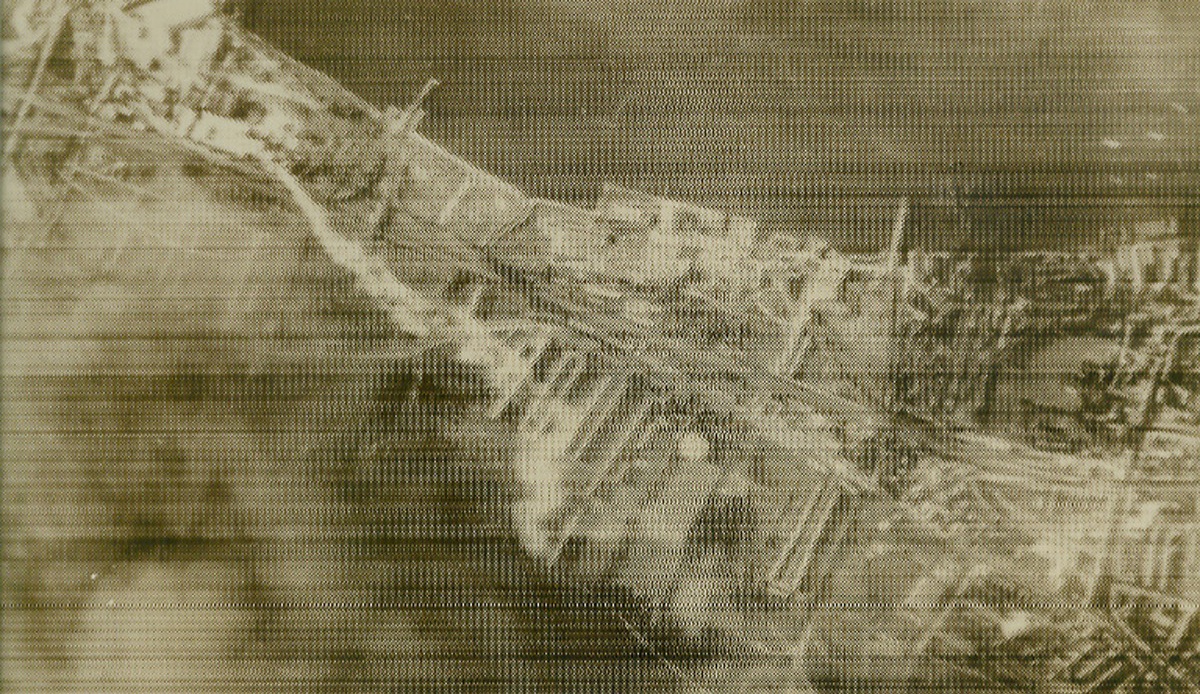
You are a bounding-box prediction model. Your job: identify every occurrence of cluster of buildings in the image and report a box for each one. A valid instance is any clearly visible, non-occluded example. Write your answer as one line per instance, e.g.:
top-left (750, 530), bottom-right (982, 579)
top-left (5, 1), bottom-right (1197, 689)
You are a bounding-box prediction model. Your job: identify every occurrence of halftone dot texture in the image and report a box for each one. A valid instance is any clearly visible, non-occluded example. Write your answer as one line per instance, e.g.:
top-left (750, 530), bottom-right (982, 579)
top-left (3, 1), bottom-right (1199, 692)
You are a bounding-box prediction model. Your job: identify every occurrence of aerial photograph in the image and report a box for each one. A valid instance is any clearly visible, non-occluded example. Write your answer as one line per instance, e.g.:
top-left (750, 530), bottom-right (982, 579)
top-left (2, 0), bottom-right (1198, 691)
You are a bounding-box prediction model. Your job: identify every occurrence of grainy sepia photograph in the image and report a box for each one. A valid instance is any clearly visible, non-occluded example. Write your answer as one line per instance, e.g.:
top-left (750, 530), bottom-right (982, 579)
top-left (2, 0), bottom-right (1199, 691)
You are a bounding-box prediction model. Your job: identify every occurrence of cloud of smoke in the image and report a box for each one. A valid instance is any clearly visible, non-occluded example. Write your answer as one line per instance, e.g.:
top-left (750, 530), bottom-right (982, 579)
top-left (507, 398), bottom-right (584, 556)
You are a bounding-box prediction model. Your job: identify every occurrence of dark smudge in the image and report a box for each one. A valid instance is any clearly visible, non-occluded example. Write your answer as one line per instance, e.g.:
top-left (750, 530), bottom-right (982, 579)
top-left (2, 167), bottom-right (673, 691)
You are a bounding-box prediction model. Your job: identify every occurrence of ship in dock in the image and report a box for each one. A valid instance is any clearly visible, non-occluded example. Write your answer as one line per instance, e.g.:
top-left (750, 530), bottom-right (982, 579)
top-left (4, 1), bottom-right (1198, 690)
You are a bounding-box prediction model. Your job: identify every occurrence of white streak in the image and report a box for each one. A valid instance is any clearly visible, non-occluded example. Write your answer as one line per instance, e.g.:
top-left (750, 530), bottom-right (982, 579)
top-left (256, 155), bottom-right (432, 337)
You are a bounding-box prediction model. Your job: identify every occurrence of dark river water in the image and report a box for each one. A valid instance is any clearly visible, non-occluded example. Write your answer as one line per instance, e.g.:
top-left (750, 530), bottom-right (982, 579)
top-left (3, 1), bottom-right (1199, 692)
top-left (246, 0), bottom-right (1200, 251)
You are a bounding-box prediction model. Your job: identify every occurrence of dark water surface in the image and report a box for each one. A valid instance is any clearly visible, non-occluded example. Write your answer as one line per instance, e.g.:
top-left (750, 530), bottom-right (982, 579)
top-left (248, 0), bottom-right (1200, 251)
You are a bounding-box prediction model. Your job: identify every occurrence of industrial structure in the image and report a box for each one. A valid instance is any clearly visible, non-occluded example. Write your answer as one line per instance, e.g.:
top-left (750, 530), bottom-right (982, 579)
top-left (3, 1), bottom-right (1198, 690)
